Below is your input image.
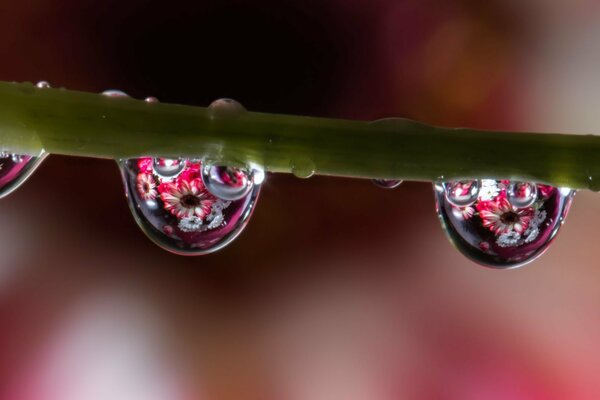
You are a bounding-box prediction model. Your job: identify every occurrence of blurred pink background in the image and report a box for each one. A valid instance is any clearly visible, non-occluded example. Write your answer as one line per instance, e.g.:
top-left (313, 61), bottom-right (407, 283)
top-left (0, 0), bottom-right (600, 399)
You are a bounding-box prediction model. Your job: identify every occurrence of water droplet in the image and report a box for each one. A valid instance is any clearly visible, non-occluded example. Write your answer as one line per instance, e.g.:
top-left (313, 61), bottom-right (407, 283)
top-left (36, 81), bottom-right (51, 89)
top-left (0, 151), bottom-right (47, 199)
top-left (145, 96), bottom-right (159, 103)
top-left (119, 158), bottom-right (263, 255)
top-left (507, 181), bottom-right (537, 208)
top-left (434, 180), bottom-right (575, 268)
top-left (290, 159), bottom-right (315, 179)
top-left (201, 164), bottom-right (257, 201)
top-left (153, 158), bottom-right (185, 180)
top-left (101, 89), bottom-right (129, 98)
top-left (208, 98), bottom-right (246, 115)
top-left (443, 179), bottom-right (480, 207)
top-left (372, 179), bottom-right (403, 189)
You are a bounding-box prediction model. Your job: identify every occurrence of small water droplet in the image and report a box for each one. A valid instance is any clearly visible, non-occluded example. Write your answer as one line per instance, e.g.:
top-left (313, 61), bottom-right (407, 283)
top-left (507, 181), bottom-right (537, 208)
top-left (36, 81), bottom-right (51, 89)
top-left (119, 158), bottom-right (263, 255)
top-left (0, 151), bottom-right (47, 199)
top-left (201, 164), bottom-right (257, 201)
top-left (372, 179), bottom-right (403, 189)
top-left (442, 179), bottom-right (480, 207)
top-left (101, 89), bottom-right (129, 98)
top-left (153, 157), bottom-right (185, 180)
top-left (434, 179), bottom-right (575, 268)
top-left (588, 173), bottom-right (600, 192)
top-left (208, 98), bottom-right (246, 115)
top-left (290, 159), bottom-right (315, 179)
top-left (145, 96), bottom-right (159, 103)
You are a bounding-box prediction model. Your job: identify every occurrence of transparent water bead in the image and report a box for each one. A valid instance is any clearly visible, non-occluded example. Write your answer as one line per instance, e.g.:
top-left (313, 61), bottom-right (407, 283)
top-left (507, 181), bottom-right (537, 208)
top-left (35, 81), bottom-right (51, 89)
top-left (208, 98), bottom-right (246, 115)
top-left (120, 158), bottom-right (263, 255)
top-left (101, 89), bottom-right (129, 98)
top-left (201, 164), bottom-right (256, 201)
top-left (443, 180), bottom-right (480, 207)
top-left (372, 179), bottom-right (403, 189)
top-left (153, 158), bottom-right (185, 180)
top-left (0, 150), bottom-right (47, 199)
top-left (434, 180), bottom-right (575, 269)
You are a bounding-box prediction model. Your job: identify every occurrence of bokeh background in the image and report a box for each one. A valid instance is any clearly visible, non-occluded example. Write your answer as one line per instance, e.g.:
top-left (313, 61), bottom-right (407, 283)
top-left (1, 0), bottom-right (600, 399)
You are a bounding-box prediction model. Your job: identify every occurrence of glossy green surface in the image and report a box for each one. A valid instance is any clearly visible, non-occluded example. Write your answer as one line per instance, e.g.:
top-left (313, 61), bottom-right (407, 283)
top-left (0, 81), bottom-right (598, 189)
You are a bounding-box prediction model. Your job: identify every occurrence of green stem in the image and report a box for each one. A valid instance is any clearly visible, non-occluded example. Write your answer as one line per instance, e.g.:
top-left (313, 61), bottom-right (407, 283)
top-left (0, 81), bottom-right (598, 190)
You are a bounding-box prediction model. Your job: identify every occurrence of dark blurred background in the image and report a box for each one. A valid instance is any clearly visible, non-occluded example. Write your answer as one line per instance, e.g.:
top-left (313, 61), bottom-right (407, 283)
top-left (1, 0), bottom-right (600, 399)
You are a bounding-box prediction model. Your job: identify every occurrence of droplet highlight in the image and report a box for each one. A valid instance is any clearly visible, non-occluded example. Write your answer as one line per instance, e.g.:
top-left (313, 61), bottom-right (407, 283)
top-left (0, 151), bottom-right (47, 199)
top-left (434, 180), bottom-right (575, 268)
top-left (36, 81), bottom-right (51, 89)
top-left (372, 179), bottom-right (403, 189)
top-left (120, 158), bottom-right (263, 255)
top-left (201, 164), bottom-right (255, 201)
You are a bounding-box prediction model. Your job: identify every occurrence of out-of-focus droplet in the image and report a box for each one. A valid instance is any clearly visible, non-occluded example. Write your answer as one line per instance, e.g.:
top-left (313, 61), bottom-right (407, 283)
top-left (443, 179), bottom-right (480, 207)
top-left (290, 158), bottom-right (315, 179)
top-left (36, 81), bottom-right (51, 89)
top-left (119, 158), bottom-right (263, 255)
top-left (153, 158), bottom-right (185, 180)
top-left (144, 96), bottom-right (159, 103)
top-left (201, 164), bottom-right (256, 201)
top-left (507, 181), bottom-right (537, 208)
top-left (372, 179), bottom-right (403, 189)
top-left (434, 180), bottom-right (575, 268)
top-left (208, 98), bottom-right (246, 115)
top-left (0, 150), bottom-right (47, 199)
top-left (101, 89), bottom-right (129, 98)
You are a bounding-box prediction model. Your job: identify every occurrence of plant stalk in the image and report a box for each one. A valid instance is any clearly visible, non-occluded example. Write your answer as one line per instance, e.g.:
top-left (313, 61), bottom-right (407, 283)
top-left (0, 81), bottom-right (598, 190)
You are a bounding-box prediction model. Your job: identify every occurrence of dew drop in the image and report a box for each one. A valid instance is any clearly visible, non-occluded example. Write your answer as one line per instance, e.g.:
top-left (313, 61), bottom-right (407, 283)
top-left (152, 158), bottom-right (185, 180)
top-left (290, 159), bottom-right (315, 179)
top-left (119, 158), bottom-right (263, 255)
top-left (443, 179), bottom-right (480, 207)
top-left (507, 181), bottom-right (537, 208)
top-left (101, 89), bottom-right (129, 98)
top-left (145, 96), bottom-right (159, 103)
top-left (372, 179), bottom-right (403, 189)
top-left (208, 98), bottom-right (246, 116)
top-left (36, 81), bottom-right (51, 89)
top-left (201, 164), bottom-right (256, 201)
top-left (0, 150), bottom-right (47, 199)
top-left (434, 180), bottom-right (575, 268)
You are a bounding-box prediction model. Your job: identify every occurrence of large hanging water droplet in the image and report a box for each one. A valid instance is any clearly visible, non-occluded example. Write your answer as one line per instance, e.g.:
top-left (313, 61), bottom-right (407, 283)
top-left (434, 180), bottom-right (575, 268)
top-left (0, 151), bottom-right (47, 198)
top-left (372, 179), bottom-right (403, 189)
top-left (201, 164), bottom-right (255, 201)
top-left (119, 158), bottom-right (263, 255)
top-left (443, 180), bottom-right (480, 207)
